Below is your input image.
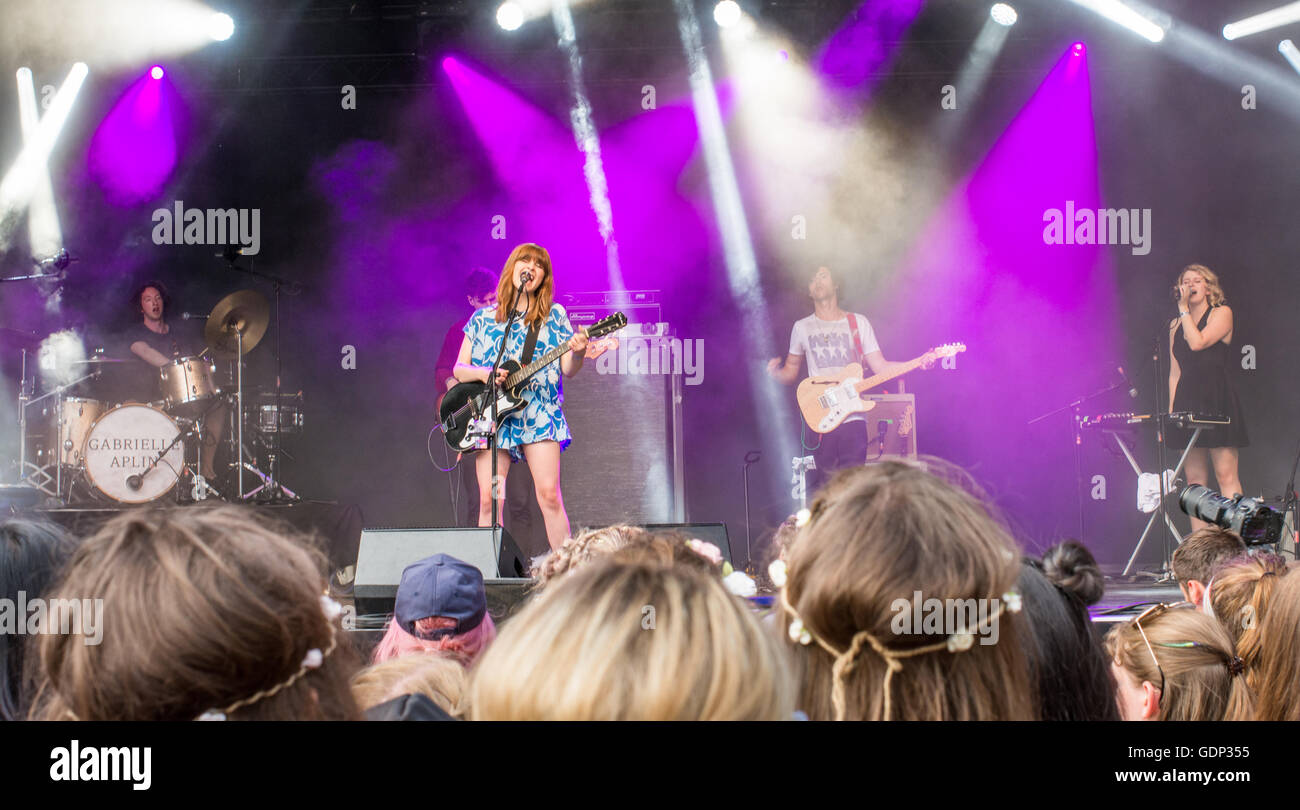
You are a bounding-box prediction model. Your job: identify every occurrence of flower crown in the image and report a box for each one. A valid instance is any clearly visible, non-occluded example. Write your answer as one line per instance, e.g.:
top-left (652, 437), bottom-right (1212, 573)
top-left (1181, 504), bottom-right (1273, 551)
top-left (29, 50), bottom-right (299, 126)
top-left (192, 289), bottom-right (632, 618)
top-left (197, 595), bottom-right (343, 721)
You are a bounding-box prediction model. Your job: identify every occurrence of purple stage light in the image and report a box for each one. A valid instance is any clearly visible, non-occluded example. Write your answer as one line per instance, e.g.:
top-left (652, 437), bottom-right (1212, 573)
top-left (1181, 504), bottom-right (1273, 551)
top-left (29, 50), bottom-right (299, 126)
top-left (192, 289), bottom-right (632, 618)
top-left (1072, 42), bottom-right (1086, 54)
top-left (816, 0), bottom-right (924, 93)
top-left (150, 65), bottom-right (164, 79)
top-left (88, 69), bottom-right (180, 206)
top-left (881, 44), bottom-right (1119, 541)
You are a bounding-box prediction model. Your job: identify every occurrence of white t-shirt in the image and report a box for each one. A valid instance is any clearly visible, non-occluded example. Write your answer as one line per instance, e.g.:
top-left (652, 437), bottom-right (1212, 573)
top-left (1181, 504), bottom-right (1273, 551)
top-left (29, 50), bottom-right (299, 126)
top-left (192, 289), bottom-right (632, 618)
top-left (789, 312), bottom-right (880, 377)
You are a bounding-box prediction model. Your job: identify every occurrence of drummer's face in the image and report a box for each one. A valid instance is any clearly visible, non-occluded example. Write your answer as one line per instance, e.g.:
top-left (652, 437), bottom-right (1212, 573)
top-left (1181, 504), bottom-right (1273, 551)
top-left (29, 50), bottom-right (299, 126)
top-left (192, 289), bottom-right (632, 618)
top-left (141, 288), bottom-right (164, 320)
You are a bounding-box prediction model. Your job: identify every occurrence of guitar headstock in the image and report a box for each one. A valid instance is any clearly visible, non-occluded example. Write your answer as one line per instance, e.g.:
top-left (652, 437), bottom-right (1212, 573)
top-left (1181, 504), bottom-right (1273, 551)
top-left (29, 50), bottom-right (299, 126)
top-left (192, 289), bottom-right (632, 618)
top-left (929, 342), bottom-right (966, 359)
top-left (584, 311), bottom-right (628, 340)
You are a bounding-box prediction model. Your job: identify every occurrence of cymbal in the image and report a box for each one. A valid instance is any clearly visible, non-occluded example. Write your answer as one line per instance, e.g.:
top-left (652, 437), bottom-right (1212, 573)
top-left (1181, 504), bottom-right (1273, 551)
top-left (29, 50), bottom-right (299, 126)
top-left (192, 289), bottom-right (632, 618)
top-left (204, 290), bottom-right (269, 358)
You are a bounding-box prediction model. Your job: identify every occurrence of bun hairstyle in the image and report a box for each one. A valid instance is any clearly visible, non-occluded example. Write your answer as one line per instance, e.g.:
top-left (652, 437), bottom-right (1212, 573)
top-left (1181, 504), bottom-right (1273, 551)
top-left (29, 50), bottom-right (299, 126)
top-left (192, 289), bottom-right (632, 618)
top-left (35, 506), bottom-right (361, 721)
top-left (780, 458), bottom-right (1034, 721)
top-left (1019, 541), bottom-right (1117, 720)
top-left (1040, 540), bottom-right (1106, 606)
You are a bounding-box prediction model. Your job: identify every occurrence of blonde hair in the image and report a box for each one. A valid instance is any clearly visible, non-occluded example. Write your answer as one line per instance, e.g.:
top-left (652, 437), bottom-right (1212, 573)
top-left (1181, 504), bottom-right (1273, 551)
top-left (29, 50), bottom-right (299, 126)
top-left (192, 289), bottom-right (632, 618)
top-left (467, 557), bottom-right (794, 720)
top-left (1105, 607), bottom-right (1253, 721)
top-left (34, 506), bottom-right (360, 721)
top-left (1208, 553), bottom-right (1286, 695)
top-left (531, 524), bottom-right (649, 587)
top-left (780, 459), bottom-right (1034, 721)
top-left (351, 653), bottom-right (467, 716)
top-left (1253, 567), bottom-right (1300, 720)
top-left (495, 243), bottom-right (554, 329)
top-left (1178, 264), bottom-right (1226, 307)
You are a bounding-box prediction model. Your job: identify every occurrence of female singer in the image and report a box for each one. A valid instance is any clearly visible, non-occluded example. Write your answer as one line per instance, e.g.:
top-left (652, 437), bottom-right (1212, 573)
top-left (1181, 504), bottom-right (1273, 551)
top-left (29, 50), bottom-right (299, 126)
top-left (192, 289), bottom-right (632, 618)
top-left (1168, 264), bottom-right (1248, 529)
top-left (453, 243), bottom-right (588, 551)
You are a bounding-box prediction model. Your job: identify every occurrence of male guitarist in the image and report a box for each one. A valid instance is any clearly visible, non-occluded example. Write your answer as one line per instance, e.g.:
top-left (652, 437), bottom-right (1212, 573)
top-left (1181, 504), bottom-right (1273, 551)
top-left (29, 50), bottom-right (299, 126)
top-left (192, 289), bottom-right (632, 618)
top-left (768, 266), bottom-right (925, 494)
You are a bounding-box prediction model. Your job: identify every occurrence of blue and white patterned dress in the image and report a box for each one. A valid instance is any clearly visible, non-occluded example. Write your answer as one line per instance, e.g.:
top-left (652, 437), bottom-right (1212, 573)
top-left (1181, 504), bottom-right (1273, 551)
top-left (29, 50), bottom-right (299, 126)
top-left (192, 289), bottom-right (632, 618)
top-left (463, 303), bottom-right (574, 462)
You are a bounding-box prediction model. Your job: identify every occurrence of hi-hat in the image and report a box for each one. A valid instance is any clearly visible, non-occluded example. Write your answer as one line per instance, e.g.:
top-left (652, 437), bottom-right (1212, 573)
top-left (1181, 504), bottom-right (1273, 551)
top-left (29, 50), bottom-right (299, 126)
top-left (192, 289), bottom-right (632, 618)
top-left (205, 290), bottom-right (269, 358)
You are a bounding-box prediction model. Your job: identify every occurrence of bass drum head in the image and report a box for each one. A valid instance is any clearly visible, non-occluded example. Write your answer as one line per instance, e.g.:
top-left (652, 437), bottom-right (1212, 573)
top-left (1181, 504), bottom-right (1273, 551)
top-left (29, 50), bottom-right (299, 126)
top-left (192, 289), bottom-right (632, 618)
top-left (84, 404), bottom-right (184, 504)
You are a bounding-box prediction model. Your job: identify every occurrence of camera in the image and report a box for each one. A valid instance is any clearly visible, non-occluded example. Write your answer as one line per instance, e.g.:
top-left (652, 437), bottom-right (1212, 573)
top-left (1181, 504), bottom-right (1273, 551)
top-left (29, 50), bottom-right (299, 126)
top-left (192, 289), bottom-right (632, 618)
top-left (1178, 484), bottom-right (1285, 545)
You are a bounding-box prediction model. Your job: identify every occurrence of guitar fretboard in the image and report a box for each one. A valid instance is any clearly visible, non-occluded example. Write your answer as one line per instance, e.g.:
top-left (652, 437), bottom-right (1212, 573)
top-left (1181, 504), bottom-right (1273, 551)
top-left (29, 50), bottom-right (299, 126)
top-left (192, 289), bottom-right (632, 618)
top-left (505, 342), bottom-right (572, 389)
top-left (855, 354), bottom-right (930, 393)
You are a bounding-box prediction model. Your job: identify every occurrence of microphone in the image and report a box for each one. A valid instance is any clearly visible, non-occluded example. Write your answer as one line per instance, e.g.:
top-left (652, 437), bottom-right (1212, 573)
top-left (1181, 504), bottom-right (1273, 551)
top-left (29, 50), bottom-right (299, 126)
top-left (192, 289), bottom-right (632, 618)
top-left (1117, 365), bottom-right (1138, 399)
top-left (126, 474), bottom-right (143, 491)
top-left (520, 270), bottom-right (533, 284)
top-left (181, 312), bottom-right (208, 320)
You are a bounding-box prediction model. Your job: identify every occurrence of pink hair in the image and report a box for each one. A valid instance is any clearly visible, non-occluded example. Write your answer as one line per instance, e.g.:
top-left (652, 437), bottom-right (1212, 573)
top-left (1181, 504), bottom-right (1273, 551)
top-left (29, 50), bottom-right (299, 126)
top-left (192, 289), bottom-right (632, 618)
top-left (371, 613), bottom-right (497, 667)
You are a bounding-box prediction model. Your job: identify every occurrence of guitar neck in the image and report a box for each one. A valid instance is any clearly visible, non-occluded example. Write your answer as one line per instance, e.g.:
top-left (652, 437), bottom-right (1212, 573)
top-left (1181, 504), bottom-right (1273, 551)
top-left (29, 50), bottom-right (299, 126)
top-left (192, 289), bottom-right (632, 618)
top-left (854, 353), bottom-right (928, 394)
top-left (504, 338), bottom-right (573, 389)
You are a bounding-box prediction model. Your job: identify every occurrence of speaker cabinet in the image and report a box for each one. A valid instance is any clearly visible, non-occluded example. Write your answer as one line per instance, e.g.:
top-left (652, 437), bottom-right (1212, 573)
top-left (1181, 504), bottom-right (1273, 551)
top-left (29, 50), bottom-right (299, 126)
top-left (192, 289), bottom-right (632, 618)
top-left (354, 527), bottom-right (527, 615)
top-left (862, 394), bottom-right (918, 460)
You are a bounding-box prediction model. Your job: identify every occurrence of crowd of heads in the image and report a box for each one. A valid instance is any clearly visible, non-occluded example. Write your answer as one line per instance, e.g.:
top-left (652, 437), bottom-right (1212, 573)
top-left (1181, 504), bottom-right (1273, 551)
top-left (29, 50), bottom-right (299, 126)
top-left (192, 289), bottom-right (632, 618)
top-left (2, 457), bottom-right (1297, 722)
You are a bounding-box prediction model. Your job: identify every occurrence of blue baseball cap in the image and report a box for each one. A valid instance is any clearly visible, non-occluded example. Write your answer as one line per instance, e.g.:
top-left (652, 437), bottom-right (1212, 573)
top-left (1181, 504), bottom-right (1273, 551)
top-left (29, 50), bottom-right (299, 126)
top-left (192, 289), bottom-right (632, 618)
top-left (394, 554), bottom-right (487, 639)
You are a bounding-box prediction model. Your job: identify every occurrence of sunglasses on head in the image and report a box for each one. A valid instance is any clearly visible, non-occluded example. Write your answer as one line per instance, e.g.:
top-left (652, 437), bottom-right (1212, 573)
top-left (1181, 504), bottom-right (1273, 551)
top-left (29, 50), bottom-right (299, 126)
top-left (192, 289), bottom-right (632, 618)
top-left (1129, 601), bottom-right (1201, 695)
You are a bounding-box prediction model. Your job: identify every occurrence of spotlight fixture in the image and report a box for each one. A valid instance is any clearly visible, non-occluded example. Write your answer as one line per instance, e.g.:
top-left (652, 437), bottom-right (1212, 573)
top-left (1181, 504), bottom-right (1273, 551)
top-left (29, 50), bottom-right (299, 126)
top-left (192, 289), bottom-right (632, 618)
top-left (496, 1), bottom-right (523, 31)
top-left (150, 65), bottom-right (164, 80)
top-left (1224, 2), bottom-right (1300, 41)
top-left (1072, 41), bottom-right (1086, 55)
top-left (714, 0), bottom-right (742, 28)
top-left (990, 3), bottom-right (1018, 26)
top-left (209, 11), bottom-right (235, 41)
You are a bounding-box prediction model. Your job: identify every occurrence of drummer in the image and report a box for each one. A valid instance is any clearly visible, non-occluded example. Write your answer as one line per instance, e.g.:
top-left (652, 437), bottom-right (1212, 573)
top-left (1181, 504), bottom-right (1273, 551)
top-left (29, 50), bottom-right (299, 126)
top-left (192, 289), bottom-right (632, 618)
top-left (125, 280), bottom-right (225, 481)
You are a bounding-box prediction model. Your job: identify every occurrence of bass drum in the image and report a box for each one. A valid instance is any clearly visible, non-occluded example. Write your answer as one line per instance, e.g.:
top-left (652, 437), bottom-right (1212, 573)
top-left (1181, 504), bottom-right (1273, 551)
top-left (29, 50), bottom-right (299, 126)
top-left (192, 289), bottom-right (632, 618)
top-left (83, 404), bottom-right (185, 504)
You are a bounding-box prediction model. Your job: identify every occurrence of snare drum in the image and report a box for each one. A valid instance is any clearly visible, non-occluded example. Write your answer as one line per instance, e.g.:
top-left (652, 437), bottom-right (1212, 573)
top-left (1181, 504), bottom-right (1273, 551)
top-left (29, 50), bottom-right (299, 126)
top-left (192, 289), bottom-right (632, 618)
top-left (257, 403), bottom-right (304, 434)
top-left (83, 403), bottom-right (184, 503)
top-left (159, 356), bottom-right (221, 416)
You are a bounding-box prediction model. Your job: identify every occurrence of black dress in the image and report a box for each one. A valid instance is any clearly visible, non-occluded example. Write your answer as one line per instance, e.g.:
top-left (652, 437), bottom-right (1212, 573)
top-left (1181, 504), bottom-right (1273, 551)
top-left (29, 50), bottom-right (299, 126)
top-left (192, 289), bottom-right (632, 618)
top-left (1170, 306), bottom-right (1248, 448)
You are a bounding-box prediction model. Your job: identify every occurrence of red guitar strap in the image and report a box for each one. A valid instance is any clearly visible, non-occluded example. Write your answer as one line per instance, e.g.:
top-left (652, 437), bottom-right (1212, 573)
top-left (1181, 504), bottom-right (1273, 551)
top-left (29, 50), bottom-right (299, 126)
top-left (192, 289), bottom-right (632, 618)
top-left (846, 314), bottom-right (867, 365)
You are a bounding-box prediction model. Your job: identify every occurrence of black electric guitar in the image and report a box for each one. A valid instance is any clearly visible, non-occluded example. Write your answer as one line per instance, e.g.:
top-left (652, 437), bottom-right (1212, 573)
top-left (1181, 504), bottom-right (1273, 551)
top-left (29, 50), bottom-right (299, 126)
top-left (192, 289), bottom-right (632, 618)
top-left (439, 312), bottom-right (627, 452)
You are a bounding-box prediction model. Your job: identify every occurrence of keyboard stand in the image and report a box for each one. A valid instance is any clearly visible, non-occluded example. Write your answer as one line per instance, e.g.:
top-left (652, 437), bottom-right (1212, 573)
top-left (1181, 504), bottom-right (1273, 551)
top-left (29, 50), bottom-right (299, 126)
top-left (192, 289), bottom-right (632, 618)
top-left (1118, 423), bottom-right (1206, 578)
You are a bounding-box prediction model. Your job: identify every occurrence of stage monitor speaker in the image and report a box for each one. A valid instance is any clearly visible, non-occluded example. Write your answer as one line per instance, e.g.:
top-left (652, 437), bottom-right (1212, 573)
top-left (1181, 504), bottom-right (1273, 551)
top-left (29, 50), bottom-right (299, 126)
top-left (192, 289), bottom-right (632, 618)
top-left (354, 527), bottom-right (527, 615)
top-left (640, 522), bottom-right (733, 566)
top-left (862, 394), bottom-right (917, 460)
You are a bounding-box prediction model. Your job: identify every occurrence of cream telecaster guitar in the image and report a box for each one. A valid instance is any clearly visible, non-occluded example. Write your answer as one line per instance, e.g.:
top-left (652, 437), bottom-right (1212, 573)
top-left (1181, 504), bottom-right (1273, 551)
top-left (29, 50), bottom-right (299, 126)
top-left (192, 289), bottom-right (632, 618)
top-left (796, 343), bottom-right (966, 434)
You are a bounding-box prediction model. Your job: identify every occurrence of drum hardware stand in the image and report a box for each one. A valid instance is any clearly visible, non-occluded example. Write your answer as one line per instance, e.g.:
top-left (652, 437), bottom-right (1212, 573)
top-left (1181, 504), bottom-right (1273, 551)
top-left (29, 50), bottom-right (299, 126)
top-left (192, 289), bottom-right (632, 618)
top-left (20, 368), bottom-right (99, 503)
top-left (221, 258), bottom-right (303, 503)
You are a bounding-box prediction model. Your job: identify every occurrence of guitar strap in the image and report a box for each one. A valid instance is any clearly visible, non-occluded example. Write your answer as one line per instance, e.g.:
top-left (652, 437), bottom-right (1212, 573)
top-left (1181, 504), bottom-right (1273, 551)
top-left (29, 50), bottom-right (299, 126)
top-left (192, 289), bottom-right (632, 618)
top-left (846, 314), bottom-right (867, 365)
top-left (520, 321), bottom-right (542, 365)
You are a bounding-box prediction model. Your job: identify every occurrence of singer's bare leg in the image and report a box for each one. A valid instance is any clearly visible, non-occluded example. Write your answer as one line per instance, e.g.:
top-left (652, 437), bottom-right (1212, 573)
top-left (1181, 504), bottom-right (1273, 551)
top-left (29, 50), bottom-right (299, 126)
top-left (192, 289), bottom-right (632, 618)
top-left (1210, 446), bottom-right (1242, 500)
top-left (475, 448), bottom-right (511, 528)
top-left (522, 440), bottom-right (569, 551)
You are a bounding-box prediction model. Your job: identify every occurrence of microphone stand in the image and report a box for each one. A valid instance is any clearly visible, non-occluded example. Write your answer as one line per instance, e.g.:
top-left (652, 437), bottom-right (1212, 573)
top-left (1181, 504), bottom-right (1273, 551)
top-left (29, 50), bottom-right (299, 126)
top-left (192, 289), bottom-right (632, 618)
top-left (486, 282), bottom-right (526, 575)
top-left (1028, 377), bottom-right (1127, 542)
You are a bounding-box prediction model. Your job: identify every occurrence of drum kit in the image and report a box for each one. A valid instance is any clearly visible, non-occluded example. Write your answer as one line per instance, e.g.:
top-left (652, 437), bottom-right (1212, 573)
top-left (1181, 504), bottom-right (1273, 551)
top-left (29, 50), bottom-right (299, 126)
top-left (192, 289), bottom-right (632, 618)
top-left (9, 290), bottom-right (303, 506)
